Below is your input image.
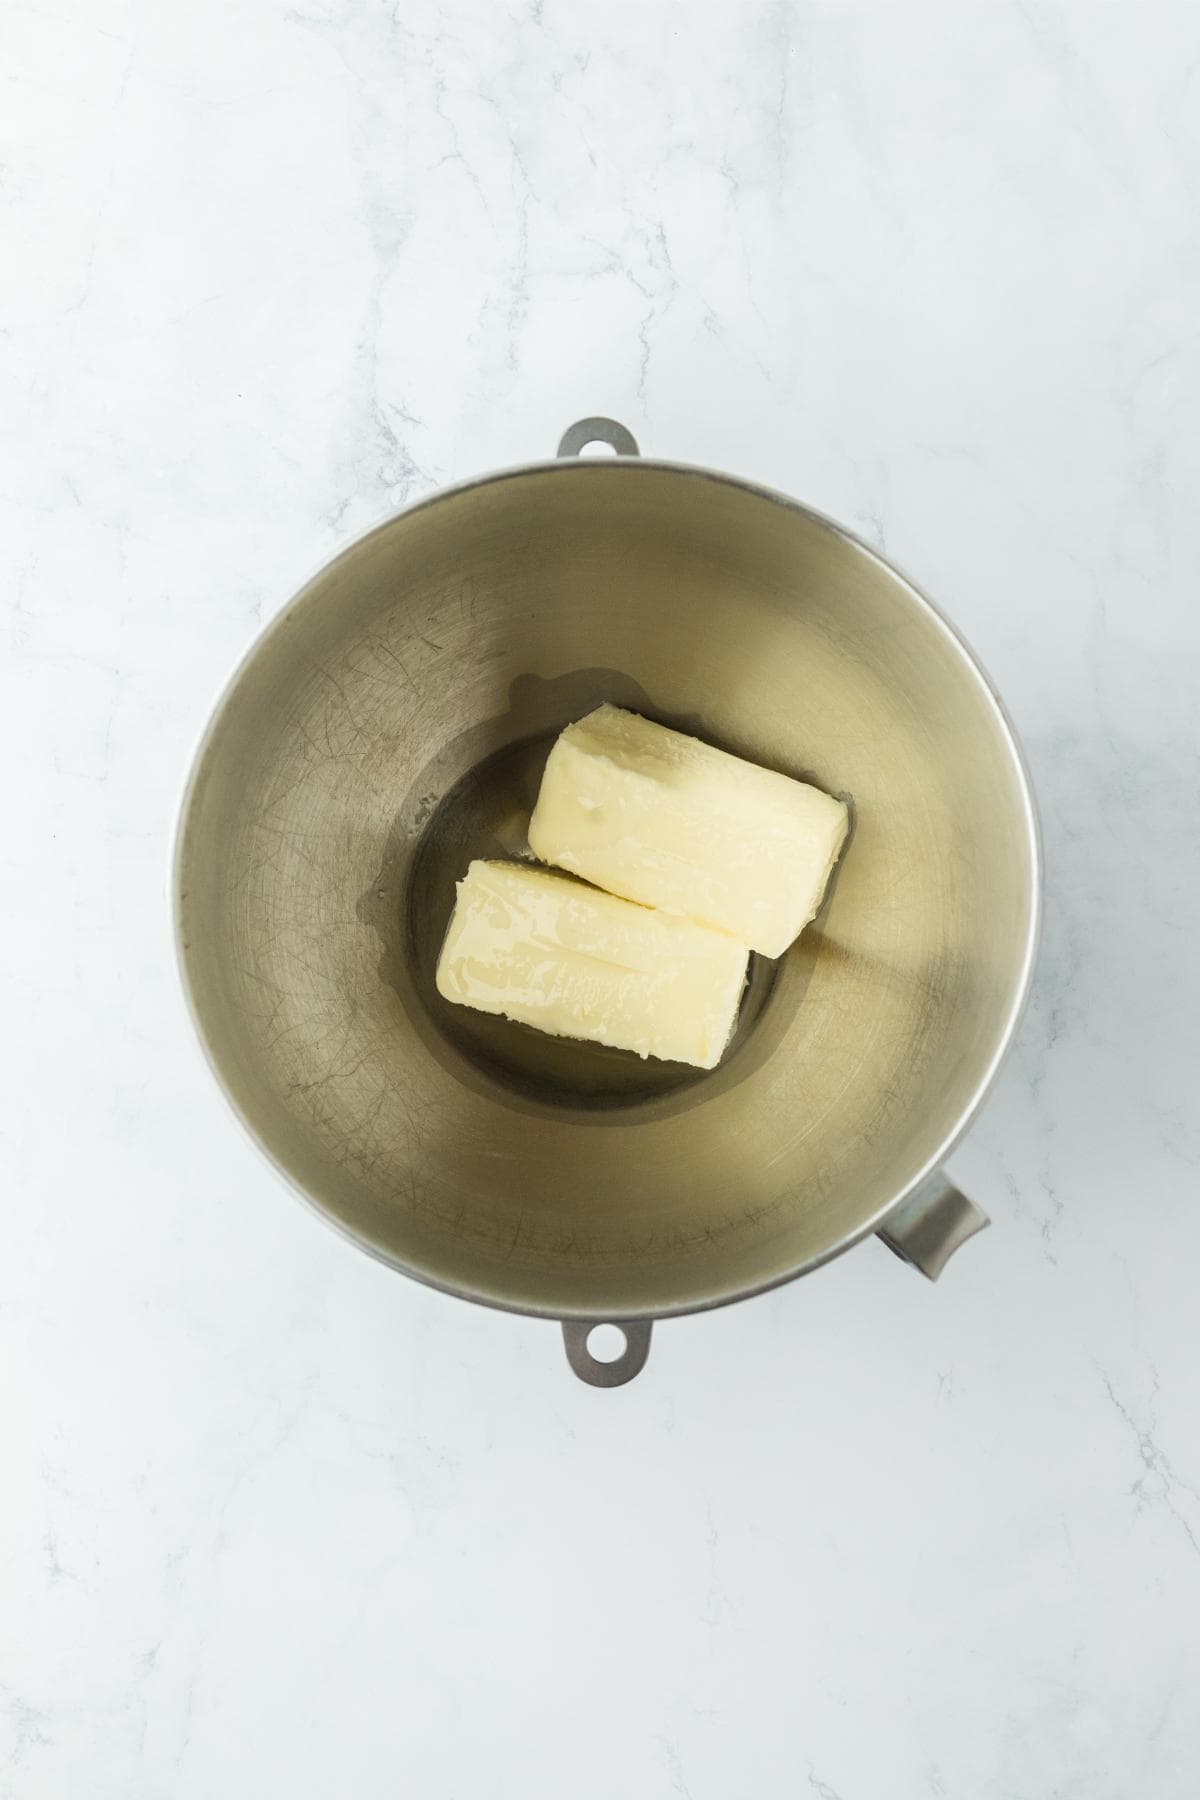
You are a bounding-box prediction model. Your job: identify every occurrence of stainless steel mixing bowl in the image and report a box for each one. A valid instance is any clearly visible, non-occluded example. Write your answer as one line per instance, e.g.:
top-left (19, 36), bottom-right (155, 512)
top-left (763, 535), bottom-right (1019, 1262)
top-left (175, 418), bottom-right (1040, 1386)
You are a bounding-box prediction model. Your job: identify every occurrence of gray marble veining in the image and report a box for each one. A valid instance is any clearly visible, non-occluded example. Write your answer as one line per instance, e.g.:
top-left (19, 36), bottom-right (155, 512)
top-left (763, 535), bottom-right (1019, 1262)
top-left (3, 0), bottom-right (1199, 1794)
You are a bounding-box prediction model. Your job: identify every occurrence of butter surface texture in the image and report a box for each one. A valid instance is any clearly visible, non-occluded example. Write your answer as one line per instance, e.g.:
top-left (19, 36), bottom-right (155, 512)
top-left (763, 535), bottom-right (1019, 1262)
top-left (435, 860), bottom-right (748, 1069)
top-left (528, 705), bottom-right (850, 957)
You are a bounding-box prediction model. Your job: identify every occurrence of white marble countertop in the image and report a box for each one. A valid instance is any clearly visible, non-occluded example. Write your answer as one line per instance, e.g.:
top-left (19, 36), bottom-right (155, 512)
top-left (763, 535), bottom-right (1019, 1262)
top-left (4, 0), bottom-right (1199, 1794)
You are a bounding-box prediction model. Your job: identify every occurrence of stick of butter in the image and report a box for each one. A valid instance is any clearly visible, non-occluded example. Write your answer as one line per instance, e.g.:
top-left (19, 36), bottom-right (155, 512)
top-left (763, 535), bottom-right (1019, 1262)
top-left (528, 705), bottom-right (849, 958)
top-left (435, 859), bottom-right (748, 1069)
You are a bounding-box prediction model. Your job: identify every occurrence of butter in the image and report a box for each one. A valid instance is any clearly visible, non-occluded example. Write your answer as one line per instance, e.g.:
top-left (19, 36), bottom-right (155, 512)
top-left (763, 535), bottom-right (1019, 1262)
top-left (435, 859), bottom-right (748, 1069)
top-left (528, 705), bottom-right (849, 957)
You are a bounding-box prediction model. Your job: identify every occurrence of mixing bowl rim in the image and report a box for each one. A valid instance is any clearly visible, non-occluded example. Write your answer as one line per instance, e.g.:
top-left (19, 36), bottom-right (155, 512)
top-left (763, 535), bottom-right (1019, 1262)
top-left (173, 454), bottom-right (1043, 1322)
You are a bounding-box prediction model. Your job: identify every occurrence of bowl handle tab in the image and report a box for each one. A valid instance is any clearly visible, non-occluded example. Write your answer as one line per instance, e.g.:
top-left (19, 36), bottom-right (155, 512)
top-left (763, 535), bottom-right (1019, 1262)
top-left (556, 417), bottom-right (640, 458)
top-left (878, 1175), bottom-right (989, 1280)
top-left (561, 1319), bottom-right (653, 1387)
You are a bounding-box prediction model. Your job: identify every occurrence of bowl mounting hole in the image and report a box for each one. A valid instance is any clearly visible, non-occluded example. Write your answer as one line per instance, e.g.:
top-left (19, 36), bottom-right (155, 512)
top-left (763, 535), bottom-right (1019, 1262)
top-left (586, 1323), bottom-right (628, 1363)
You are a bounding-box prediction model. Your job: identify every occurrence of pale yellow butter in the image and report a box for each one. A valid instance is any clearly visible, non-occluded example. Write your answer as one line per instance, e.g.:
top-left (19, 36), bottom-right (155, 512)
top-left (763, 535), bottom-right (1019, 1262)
top-left (435, 859), bottom-right (748, 1069)
top-left (528, 705), bottom-right (849, 958)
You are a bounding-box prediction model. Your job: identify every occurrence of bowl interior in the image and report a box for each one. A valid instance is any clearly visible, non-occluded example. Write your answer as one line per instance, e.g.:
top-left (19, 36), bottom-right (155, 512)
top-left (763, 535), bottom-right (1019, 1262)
top-left (177, 463), bottom-right (1037, 1317)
